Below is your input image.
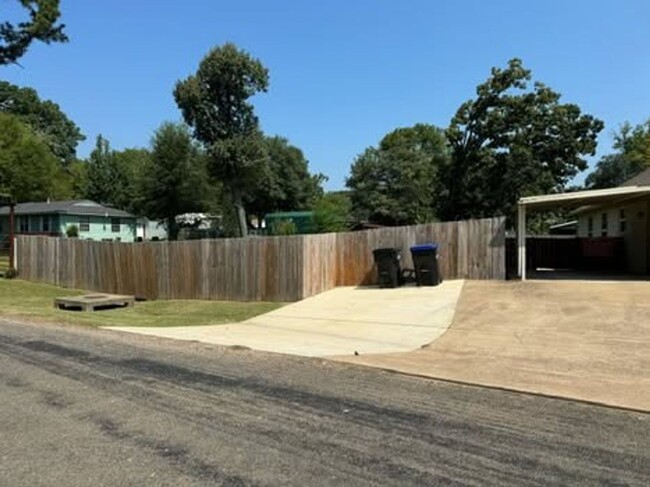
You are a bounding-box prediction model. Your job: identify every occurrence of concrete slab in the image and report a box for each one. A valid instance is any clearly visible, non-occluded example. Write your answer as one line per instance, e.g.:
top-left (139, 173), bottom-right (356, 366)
top-left (337, 280), bottom-right (650, 411)
top-left (55, 294), bottom-right (135, 312)
top-left (106, 280), bottom-right (465, 357)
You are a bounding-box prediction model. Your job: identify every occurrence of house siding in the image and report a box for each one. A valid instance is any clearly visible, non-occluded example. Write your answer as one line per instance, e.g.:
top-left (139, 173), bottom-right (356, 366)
top-left (577, 198), bottom-right (649, 274)
top-left (0, 214), bottom-right (60, 235)
top-left (577, 207), bottom-right (626, 238)
top-left (136, 219), bottom-right (168, 241)
top-left (61, 214), bottom-right (136, 242)
top-left (646, 199), bottom-right (650, 274)
top-left (0, 214), bottom-right (136, 242)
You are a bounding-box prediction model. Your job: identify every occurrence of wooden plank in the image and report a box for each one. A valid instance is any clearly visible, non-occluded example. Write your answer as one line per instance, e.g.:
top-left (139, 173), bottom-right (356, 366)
top-left (14, 217), bottom-right (507, 302)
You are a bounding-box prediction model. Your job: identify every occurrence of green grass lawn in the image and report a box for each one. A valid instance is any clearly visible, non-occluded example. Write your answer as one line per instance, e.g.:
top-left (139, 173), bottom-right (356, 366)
top-left (0, 279), bottom-right (283, 328)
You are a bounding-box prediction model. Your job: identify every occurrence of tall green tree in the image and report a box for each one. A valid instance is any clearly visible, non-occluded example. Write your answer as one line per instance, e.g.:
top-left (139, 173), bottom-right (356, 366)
top-left (62, 158), bottom-right (88, 199)
top-left (0, 112), bottom-right (58, 201)
top-left (586, 121), bottom-right (650, 188)
top-left (1, 0), bottom-right (67, 65)
top-left (112, 148), bottom-right (151, 214)
top-left (83, 136), bottom-right (155, 213)
top-left (83, 135), bottom-right (115, 205)
top-left (245, 136), bottom-right (324, 222)
top-left (174, 43), bottom-right (269, 237)
top-left (0, 81), bottom-right (84, 166)
top-left (438, 58), bottom-right (603, 222)
top-left (346, 124), bottom-right (449, 225)
top-left (139, 122), bottom-right (209, 240)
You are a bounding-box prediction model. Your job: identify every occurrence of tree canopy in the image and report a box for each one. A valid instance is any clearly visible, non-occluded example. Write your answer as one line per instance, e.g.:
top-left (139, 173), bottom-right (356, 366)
top-left (245, 136), bottom-right (324, 221)
top-left (586, 121), bottom-right (650, 189)
top-left (139, 122), bottom-right (209, 240)
top-left (111, 148), bottom-right (152, 214)
top-left (313, 192), bottom-right (351, 233)
top-left (0, 81), bottom-right (84, 166)
top-left (346, 124), bottom-right (448, 225)
top-left (437, 58), bottom-right (604, 222)
top-left (83, 135), bottom-right (118, 206)
top-left (174, 43), bottom-right (269, 237)
top-left (0, 112), bottom-right (58, 202)
top-left (81, 136), bottom-right (160, 215)
top-left (1, 0), bottom-right (67, 65)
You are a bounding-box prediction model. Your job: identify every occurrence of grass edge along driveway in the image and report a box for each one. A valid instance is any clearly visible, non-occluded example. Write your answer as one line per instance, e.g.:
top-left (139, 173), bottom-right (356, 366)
top-left (0, 279), bottom-right (283, 328)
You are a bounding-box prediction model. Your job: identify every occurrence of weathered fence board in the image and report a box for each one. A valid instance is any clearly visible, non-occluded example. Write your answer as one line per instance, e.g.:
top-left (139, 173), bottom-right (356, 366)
top-left (16, 217), bottom-right (505, 302)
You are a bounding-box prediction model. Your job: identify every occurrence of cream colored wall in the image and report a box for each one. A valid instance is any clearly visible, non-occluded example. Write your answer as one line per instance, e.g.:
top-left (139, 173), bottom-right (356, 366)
top-left (577, 198), bottom-right (649, 274)
top-left (646, 200), bottom-right (650, 274)
top-left (577, 207), bottom-right (624, 238)
top-left (625, 200), bottom-right (648, 274)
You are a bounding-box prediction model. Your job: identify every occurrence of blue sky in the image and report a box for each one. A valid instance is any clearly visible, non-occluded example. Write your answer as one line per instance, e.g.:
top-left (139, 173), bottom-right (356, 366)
top-left (3, 0), bottom-right (650, 190)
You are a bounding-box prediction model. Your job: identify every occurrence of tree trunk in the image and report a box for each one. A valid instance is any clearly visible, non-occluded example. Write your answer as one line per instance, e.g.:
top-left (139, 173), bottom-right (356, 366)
top-left (231, 187), bottom-right (248, 238)
top-left (167, 216), bottom-right (179, 241)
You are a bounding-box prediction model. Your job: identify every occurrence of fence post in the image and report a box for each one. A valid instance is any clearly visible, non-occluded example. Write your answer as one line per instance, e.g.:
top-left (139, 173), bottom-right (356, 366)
top-left (8, 202), bottom-right (15, 271)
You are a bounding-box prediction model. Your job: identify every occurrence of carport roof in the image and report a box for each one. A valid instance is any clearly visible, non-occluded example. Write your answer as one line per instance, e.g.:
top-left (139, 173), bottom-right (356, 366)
top-left (518, 186), bottom-right (650, 211)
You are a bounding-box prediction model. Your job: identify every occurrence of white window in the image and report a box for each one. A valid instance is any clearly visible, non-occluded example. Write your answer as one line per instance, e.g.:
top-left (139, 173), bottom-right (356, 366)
top-left (587, 216), bottom-right (593, 237)
top-left (601, 213), bottom-right (608, 237)
top-left (80, 216), bottom-right (90, 232)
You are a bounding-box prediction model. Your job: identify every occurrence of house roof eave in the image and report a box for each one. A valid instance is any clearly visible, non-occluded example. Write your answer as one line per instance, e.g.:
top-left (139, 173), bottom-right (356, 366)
top-left (519, 186), bottom-right (650, 211)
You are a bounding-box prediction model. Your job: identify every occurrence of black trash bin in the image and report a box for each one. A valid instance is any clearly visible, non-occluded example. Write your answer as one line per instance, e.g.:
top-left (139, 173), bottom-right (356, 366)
top-left (410, 244), bottom-right (441, 286)
top-left (372, 248), bottom-right (402, 288)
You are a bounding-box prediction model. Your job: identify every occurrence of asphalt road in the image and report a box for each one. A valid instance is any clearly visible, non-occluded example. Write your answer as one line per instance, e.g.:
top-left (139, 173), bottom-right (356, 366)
top-left (0, 319), bottom-right (649, 486)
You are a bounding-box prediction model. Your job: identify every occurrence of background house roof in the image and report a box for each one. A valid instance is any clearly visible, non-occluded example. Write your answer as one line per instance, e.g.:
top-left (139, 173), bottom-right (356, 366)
top-left (264, 211), bottom-right (314, 218)
top-left (0, 200), bottom-right (134, 218)
top-left (619, 168), bottom-right (650, 187)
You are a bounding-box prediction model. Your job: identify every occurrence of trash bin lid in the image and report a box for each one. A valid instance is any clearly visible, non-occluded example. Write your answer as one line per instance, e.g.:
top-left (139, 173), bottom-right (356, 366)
top-left (410, 243), bottom-right (438, 252)
top-left (373, 247), bottom-right (400, 256)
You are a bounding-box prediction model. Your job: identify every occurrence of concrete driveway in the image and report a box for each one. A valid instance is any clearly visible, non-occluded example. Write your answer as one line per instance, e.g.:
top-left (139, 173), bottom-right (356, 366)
top-left (108, 280), bottom-right (464, 357)
top-left (338, 280), bottom-right (650, 411)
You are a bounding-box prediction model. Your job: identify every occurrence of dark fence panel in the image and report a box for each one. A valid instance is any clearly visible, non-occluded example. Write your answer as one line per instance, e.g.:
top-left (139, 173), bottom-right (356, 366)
top-left (506, 236), bottom-right (626, 278)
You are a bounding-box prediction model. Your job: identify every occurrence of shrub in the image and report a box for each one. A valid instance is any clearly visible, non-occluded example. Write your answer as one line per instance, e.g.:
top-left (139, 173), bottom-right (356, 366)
top-left (4, 267), bottom-right (18, 279)
top-left (272, 219), bottom-right (297, 236)
top-left (66, 224), bottom-right (79, 238)
top-left (313, 193), bottom-right (351, 233)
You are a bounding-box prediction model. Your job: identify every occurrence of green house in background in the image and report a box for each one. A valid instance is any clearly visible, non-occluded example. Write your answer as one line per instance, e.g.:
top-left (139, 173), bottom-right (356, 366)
top-left (0, 200), bottom-right (137, 242)
top-left (264, 211), bottom-right (315, 235)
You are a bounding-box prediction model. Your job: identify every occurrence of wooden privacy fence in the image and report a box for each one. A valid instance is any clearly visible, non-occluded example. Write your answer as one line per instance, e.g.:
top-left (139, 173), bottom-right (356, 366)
top-left (16, 217), bottom-right (505, 302)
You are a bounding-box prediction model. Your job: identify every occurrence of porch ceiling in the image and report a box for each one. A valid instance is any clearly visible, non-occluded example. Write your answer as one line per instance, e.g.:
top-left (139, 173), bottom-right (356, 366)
top-left (519, 186), bottom-right (650, 211)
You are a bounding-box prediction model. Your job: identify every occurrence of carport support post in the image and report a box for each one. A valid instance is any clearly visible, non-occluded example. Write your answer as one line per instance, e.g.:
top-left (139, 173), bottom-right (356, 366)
top-left (517, 203), bottom-right (526, 280)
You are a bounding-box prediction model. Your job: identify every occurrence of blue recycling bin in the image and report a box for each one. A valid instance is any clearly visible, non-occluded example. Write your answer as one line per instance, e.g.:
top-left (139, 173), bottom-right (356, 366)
top-left (410, 244), bottom-right (441, 286)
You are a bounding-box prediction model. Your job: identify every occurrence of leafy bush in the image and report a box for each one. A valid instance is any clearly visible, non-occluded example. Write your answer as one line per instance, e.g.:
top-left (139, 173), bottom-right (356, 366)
top-left (4, 267), bottom-right (18, 279)
top-left (313, 192), bottom-right (351, 233)
top-left (272, 219), bottom-right (297, 236)
top-left (66, 224), bottom-right (79, 238)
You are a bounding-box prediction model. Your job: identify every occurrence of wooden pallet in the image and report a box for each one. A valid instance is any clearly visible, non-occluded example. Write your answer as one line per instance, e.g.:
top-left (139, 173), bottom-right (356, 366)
top-left (54, 294), bottom-right (135, 312)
